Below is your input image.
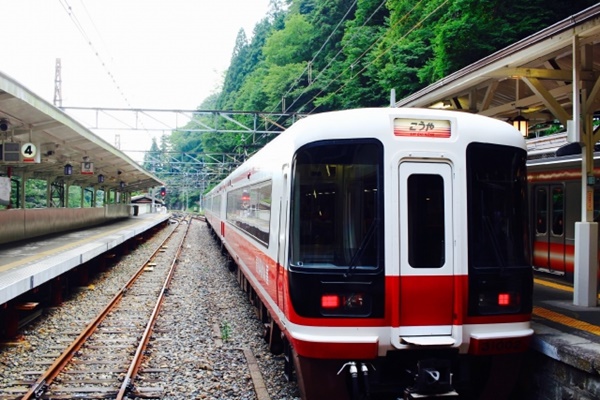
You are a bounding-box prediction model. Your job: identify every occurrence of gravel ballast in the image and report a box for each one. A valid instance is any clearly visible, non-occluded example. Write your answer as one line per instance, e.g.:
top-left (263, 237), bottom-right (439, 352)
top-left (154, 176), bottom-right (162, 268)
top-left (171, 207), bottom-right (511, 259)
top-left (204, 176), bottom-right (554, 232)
top-left (0, 218), bottom-right (300, 400)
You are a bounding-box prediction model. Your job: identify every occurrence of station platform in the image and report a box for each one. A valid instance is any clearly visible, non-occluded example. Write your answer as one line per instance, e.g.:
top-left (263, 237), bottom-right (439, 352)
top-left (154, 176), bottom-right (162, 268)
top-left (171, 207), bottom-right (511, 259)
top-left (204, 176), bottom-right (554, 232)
top-left (0, 212), bottom-right (171, 306)
top-left (530, 274), bottom-right (600, 382)
top-left (1, 214), bottom-right (599, 387)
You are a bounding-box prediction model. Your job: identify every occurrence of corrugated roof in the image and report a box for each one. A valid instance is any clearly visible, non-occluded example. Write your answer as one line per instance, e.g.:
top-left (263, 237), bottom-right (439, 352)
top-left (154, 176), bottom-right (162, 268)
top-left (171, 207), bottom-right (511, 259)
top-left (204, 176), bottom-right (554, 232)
top-left (396, 4), bottom-right (600, 136)
top-left (0, 71), bottom-right (164, 192)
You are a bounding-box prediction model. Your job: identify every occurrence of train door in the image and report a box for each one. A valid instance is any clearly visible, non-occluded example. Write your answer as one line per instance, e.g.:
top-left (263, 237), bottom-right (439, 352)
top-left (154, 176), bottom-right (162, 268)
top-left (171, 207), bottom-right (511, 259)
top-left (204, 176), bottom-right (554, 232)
top-left (532, 185), bottom-right (566, 275)
top-left (276, 164), bottom-right (290, 308)
top-left (398, 162), bottom-right (454, 338)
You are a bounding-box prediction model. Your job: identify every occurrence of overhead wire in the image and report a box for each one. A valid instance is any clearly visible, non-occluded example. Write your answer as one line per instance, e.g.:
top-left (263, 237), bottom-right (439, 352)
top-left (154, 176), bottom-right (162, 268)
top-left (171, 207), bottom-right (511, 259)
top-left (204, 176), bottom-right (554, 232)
top-left (281, 0), bottom-right (388, 115)
top-left (257, 0), bottom-right (383, 142)
top-left (268, 0), bottom-right (359, 115)
top-left (301, 0), bottom-right (449, 115)
top-left (58, 0), bottom-right (153, 148)
top-left (79, 1), bottom-right (117, 72)
top-left (57, 0), bottom-right (133, 108)
top-left (297, 0), bottom-right (427, 113)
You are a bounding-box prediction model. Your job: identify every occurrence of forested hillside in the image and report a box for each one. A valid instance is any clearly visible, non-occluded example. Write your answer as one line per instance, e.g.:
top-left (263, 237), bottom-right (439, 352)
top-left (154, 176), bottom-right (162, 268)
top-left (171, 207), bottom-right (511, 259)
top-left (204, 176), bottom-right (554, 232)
top-left (146, 0), bottom-right (596, 208)
top-left (185, 0), bottom-right (595, 153)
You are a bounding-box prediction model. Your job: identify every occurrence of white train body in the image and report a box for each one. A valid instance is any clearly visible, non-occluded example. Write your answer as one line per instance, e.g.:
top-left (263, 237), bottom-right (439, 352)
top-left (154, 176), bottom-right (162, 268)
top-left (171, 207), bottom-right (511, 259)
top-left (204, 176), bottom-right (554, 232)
top-left (205, 108), bottom-right (533, 398)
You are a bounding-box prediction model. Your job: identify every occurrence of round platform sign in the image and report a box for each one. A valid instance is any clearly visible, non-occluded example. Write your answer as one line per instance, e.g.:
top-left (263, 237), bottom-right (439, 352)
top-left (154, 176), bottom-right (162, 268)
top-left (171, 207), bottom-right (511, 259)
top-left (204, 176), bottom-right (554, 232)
top-left (21, 143), bottom-right (37, 159)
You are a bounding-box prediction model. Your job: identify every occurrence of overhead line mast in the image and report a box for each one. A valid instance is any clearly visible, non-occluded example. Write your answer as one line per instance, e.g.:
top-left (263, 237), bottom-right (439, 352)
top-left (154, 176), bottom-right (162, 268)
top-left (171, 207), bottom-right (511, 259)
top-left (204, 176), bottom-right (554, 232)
top-left (54, 58), bottom-right (63, 108)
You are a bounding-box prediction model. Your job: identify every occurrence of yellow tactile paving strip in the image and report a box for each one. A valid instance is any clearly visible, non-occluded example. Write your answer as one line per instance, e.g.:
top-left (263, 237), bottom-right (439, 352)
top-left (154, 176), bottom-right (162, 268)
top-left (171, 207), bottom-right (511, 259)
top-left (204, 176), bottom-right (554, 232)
top-left (0, 219), bottom-right (149, 273)
top-left (534, 278), bottom-right (600, 336)
top-left (533, 306), bottom-right (600, 336)
top-left (534, 277), bottom-right (574, 293)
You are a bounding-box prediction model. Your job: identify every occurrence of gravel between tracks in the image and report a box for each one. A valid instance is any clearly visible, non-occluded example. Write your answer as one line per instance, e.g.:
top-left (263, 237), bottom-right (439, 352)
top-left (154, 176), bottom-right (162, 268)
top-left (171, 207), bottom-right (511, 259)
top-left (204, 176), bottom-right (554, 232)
top-left (140, 218), bottom-right (300, 399)
top-left (0, 217), bottom-right (300, 399)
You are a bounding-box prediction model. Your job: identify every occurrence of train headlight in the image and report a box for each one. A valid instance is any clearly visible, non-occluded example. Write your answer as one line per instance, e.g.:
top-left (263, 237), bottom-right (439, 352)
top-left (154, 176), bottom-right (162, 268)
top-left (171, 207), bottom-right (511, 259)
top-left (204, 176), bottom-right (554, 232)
top-left (345, 293), bottom-right (365, 308)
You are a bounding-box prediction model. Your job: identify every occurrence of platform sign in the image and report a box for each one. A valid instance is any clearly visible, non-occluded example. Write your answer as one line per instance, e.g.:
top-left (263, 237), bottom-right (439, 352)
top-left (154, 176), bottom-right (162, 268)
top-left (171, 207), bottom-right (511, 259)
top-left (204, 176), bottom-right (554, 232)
top-left (21, 143), bottom-right (39, 163)
top-left (81, 161), bottom-right (94, 175)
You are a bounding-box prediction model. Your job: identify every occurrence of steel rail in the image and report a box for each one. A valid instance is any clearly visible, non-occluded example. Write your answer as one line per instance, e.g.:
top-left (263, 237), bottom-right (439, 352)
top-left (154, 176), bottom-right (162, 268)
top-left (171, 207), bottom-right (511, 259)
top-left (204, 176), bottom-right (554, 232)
top-left (116, 217), bottom-right (192, 399)
top-left (21, 221), bottom-right (181, 400)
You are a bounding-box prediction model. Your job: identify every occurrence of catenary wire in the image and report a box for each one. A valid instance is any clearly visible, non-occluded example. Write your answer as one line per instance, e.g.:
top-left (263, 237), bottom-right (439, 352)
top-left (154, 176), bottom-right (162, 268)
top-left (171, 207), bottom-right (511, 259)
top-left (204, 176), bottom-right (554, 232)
top-left (280, 0), bottom-right (388, 115)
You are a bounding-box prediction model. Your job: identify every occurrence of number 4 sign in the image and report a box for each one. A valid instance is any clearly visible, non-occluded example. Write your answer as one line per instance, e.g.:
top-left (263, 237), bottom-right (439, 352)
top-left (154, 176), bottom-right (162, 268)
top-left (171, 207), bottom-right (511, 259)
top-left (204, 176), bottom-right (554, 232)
top-left (21, 143), bottom-right (38, 163)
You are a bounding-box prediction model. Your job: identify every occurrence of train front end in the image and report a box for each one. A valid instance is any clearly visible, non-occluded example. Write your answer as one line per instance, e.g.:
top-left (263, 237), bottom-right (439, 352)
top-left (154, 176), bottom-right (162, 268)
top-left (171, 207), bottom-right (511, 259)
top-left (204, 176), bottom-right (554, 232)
top-left (283, 108), bottom-right (533, 399)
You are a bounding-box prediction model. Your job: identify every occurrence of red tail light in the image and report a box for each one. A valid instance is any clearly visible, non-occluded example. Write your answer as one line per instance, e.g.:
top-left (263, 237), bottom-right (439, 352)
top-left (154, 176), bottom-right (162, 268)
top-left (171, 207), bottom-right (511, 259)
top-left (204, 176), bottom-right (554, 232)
top-left (321, 294), bottom-right (340, 309)
top-left (498, 293), bottom-right (510, 306)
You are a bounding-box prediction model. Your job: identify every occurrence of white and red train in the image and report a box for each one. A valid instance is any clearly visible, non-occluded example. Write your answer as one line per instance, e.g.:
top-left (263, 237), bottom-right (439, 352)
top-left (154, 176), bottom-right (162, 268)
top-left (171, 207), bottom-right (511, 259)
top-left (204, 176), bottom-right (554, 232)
top-left (204, 108), bottom-right (533, 399)
top-left (528, 148), bottom-right (600, 280)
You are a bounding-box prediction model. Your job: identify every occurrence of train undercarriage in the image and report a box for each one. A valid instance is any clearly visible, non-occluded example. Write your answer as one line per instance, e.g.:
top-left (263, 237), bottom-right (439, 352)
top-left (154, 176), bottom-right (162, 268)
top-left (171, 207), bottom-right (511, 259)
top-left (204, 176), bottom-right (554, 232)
top-left (215, 238), bottom-right (525, 400)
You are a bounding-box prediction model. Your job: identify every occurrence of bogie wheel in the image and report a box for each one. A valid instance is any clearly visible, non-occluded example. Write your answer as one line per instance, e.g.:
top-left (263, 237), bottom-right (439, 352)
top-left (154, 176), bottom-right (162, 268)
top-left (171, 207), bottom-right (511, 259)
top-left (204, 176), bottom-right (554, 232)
top-left (283, 338), bottom-right (296, 383)
top-left (268, 320), bottom-right (283, 354)
top-left (226, 256), bottom-right (236, 272)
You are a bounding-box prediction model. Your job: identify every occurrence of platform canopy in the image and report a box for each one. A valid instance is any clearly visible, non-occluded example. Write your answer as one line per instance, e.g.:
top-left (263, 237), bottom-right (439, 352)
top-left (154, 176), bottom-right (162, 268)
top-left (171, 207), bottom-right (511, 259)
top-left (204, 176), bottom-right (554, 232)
top-left (395, 3), bottom-right (600, 150)
top-left (395, 4), bottom-right (600, 307)
top-left (0, 71), bottom-right (164, 193)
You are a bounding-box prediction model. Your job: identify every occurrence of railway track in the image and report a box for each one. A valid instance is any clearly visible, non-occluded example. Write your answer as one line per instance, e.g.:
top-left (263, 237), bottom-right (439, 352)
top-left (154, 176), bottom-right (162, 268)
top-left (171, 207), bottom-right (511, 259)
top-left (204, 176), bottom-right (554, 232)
top-left (0, 216), bottom-right (298, 400)
top-left (17, 217), bottom-right (190, 399)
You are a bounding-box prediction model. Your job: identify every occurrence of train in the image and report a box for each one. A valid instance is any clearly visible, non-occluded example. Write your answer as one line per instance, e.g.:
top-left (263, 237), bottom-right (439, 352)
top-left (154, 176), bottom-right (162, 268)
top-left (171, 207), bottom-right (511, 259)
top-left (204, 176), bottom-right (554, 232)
top-left (528, 146), bottom-right (600, 280)
top-left (204, 108), bottom-right (533, 399)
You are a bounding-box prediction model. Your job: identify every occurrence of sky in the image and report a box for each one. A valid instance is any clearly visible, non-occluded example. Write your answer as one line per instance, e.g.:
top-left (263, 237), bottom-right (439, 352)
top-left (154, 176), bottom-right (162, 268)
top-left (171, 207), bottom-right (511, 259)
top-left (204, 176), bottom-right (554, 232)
top-left (0, 0), bottom-right (272, 161)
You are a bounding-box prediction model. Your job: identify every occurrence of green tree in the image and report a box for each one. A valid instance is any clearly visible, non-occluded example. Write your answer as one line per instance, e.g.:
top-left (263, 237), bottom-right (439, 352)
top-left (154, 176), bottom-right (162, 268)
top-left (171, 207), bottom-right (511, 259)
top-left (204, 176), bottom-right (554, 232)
top-left (310, 0), bottom-right (388, 110)
top-left (143, 137), bottom-right (162, 174)
top-left (25, 179), bottom-right (47, 208)
top-left (195, 0), bottom-right (598, 154)
top-left (264, 14), bottom-right (314, 66)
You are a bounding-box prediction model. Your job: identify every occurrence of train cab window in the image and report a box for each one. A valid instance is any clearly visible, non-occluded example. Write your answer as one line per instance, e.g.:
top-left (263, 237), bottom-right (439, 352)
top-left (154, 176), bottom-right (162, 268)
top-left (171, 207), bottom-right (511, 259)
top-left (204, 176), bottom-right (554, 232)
top-left (290, 139), bottom-right (383, 271)
top-left (467, 143), bottom-right (529, 269)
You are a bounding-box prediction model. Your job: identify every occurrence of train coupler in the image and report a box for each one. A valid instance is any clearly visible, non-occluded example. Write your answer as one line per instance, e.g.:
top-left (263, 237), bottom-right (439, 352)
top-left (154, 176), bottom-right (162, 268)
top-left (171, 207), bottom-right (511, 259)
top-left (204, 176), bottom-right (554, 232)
top-left (404, 359), bottom-right (458, 399)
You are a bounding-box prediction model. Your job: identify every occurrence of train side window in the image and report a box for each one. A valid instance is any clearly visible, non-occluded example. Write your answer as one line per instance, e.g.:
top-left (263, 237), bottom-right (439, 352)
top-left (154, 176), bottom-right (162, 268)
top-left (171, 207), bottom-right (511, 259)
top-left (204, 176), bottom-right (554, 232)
top-left (407, 174), bottom-right (445, 268)
top-left (551, 186), bottom-right (564, 236)
top-left (535, 187), bottom-right (547, 234)
top-left (226, 180), bottom-right (272, 246)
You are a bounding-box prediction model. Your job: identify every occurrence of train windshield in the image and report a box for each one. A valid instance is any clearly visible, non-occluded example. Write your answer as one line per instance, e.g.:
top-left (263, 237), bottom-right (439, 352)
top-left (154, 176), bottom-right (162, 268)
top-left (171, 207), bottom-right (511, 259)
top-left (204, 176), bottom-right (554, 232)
top-left (467, 143), bottom-right (530, 269)
top-left (289, 139), bottom-right (383, 271)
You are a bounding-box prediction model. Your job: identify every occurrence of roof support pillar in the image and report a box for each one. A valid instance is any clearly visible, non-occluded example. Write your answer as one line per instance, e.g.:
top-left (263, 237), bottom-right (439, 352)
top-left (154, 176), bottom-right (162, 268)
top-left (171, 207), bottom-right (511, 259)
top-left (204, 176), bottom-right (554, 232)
top-left (64, 182), bottom-right (70, 208)
top-left (46, 178), bottom-right (52, 207)
top-left (573, 35), bottom-right (598, 307)
top-left (18, 174), bottom-right (27, 209)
